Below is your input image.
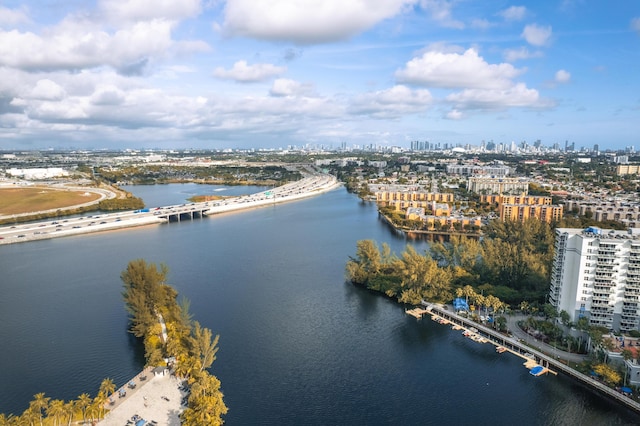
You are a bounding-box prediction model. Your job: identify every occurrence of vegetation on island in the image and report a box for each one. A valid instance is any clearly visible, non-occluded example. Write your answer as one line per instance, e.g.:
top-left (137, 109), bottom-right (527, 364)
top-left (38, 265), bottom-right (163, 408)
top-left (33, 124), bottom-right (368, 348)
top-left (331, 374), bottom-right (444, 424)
top-left (346, 219), bottom-right (554, 306)
top-left (0, 378), bottom-right (117, 425)
top-left (97, 195), bottom-right (144, 211)
top-left (121, 259), bottom-right (227, 425)
top-left (0, 260), bottom-right (228, 425)
top-left (98, 164), bottom-right (301, 186)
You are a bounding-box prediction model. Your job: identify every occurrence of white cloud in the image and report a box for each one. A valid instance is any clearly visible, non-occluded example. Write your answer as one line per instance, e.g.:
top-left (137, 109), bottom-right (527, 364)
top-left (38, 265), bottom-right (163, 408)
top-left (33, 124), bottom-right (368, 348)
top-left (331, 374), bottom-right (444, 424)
top-left (214, 61), bottom-right (286, 83)
top-left (270, 79), bottom-right (313, 97)
top-left (220, 0), bottom-right (416, 44)
top-left (395, 48), bottom-right (522, 90)
top-left (30, 79), bottom-right (67, 101)
top-left (499, 6), bottom-right (526, 22)
top-left (445, 83), bottom-right (549, 110)
top-left (470, 19), bottom-right (492, 30)
top-left (349, 85), bottom-right (432, 118)
top-left (0, 19), bottom-right (208, 74)
top-left (555, 69), bottom-right (571, 84)
top-left (632, 17), bottom-right (640, 34)
top-left (99, 0), bottom-right (202, 23)
top-left (503, 46), bottom-right (543, 62)
top-left (445, 109), bottom-right (463, 120)
top-left (0, 5), bottom-right (30, 27)
top-left (522, 24), bottom-right (552, 46)
top-left (419, 0), bottom-right (464, 29)
top-left (91, 85), bottom-right (126, 105)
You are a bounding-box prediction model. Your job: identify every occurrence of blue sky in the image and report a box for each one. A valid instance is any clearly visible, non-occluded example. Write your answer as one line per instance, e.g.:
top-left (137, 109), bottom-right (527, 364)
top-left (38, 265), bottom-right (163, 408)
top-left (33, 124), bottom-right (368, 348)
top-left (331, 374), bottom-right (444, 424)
top-left (0, 0), bottom-right (638, 150)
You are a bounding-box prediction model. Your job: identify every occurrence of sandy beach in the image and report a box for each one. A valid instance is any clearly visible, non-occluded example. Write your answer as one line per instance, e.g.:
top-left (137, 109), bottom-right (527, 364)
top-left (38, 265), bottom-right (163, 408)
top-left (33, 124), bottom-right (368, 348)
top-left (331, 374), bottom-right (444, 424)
top-left (98, 369), bottom-right (186, 426)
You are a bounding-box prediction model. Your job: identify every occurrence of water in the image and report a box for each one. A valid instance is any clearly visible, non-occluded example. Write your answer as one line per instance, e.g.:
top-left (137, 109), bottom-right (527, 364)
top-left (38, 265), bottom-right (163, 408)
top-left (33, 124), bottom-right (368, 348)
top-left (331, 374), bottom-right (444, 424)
top-left (0, 184), bottom-right (637, 425)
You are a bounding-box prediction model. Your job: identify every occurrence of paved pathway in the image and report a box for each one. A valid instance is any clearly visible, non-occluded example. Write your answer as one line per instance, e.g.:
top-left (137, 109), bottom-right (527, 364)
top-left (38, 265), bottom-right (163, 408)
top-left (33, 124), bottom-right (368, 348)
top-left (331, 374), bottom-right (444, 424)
top-left (505, 313), bottom-right (588, 364)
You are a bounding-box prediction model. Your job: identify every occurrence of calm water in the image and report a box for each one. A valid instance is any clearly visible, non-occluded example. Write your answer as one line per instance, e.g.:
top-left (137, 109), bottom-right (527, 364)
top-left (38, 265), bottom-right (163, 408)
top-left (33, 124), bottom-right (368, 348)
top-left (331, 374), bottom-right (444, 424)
top-left (0, 184), bottom-right (637, 425)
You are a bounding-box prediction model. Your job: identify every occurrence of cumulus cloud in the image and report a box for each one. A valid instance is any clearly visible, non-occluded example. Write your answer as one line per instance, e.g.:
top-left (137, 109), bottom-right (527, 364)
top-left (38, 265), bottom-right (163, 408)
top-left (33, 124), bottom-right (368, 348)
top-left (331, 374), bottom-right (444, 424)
top-left (522, 24), bottom-right (552, 46)
top-left (0, 19), bottom-right (208, 73)
top-left (0, 5), bottom-right (30, 27)
top-left (30, 79), bottom-right (67, 101)
top-left (0, 0), bottom-right (209, 75)
top-left (632, 17), bottom-right (640, 34)
top-left (91, 85), bottom-right (126, 105)
top-left (395, 48), bottom-right (522, 90)
top-left (555, 69), bottom-right (571, 84)
top-left (99, 0), bottom-right (202, 23)
top-left (499, 6), bottom-right (526, 21)
top-left (213, 61), bottom-right (286, 83)
top-left (349, 85), bottom-right (432, 118)
top-left (445, 83), bottom-right (548, 110)
top-left (220, 0), bottom-right (416, 44)
top-left (270, 78), bottom-right (313, 97)
top-left (503, 46), bottom-right (543, 62)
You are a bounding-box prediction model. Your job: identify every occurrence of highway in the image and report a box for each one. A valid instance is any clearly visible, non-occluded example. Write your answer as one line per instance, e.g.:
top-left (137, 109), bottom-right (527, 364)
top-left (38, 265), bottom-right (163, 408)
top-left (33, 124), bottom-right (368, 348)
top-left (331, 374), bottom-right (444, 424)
top-left (0, 174), bottom-right (341, 245)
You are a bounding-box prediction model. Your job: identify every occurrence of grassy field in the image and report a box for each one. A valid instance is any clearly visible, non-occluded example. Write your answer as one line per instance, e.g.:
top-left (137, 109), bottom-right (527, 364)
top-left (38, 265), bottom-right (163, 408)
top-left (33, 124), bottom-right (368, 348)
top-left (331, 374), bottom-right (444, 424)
top-left (0, 187), bottom-right (102, 215)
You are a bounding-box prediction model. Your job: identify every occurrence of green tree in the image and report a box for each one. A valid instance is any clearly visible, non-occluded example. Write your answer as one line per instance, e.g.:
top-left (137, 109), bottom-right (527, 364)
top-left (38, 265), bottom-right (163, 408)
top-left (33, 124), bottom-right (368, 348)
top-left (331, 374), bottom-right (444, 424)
top-left (559, 310), bottom-right (570, 326)
top-left (181, 374), bottom-right (228, 426)
top-left (191, 321), bottom-right (220, 373)
top-left (29, 393), bottom-right (49, 426)
top-left (593, 363), bottom-right (621, 385)
top-left (121, 259), bottom-right (172, 338)
top-left (345, 240), bottom-right (382, 285)
top-left (63, 401), bottom-right (75, 426)
top-left (46, 400), bottom-right (65, 426)
top-left (76, 393), bottom-right (92, 424)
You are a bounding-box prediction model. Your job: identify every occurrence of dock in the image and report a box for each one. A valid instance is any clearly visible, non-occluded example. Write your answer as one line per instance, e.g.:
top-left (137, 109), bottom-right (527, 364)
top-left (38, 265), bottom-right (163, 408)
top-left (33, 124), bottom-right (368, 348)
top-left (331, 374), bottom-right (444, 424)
top-left (405, 307), bottom-right (429, 319)
top-left (413, 301), bottom-right (640, 413)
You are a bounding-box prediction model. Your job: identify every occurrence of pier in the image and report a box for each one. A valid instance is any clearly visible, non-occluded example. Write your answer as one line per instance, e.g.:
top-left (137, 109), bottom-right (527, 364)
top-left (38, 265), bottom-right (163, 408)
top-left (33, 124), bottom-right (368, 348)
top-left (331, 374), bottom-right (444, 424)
top-left (412, 302), bottom-right (640, 414)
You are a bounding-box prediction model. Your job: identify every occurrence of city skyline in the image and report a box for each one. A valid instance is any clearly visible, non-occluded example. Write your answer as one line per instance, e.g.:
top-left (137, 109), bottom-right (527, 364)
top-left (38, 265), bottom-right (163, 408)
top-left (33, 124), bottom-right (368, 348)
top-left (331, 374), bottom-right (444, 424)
top-left (0, 1), bottom-right (638, 150)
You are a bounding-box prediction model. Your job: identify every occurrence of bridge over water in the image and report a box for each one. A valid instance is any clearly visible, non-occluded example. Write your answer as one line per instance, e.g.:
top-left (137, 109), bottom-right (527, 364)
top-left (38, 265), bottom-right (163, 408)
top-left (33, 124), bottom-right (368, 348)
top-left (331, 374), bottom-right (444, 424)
top-left (419, 302), bottom-right (640, 414)
top-left (0, 174), bottom-right (341, 244)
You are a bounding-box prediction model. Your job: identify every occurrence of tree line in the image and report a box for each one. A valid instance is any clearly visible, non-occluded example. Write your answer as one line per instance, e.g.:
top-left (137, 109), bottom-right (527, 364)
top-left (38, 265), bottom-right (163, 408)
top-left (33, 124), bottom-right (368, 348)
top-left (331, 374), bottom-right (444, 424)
top-left (346, 219), bottom-right (555, 306)
top-left (0, 378), bottom-right (117, 425)
top-left (121, 259), bottom-right (227, 425)
top-left (0, 259), bottom-right (228, 425)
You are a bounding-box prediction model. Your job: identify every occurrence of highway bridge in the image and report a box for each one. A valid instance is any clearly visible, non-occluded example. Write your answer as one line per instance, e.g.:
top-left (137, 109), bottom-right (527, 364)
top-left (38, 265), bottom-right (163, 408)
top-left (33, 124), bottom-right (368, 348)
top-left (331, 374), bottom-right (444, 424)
top-left (0, 174), bottom-right (341, 245)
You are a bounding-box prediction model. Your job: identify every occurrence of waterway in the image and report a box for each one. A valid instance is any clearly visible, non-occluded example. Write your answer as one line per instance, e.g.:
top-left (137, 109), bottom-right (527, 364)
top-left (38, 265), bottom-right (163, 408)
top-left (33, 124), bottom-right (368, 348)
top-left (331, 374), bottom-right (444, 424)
top-left (0, 183), bottom-right (637, 425)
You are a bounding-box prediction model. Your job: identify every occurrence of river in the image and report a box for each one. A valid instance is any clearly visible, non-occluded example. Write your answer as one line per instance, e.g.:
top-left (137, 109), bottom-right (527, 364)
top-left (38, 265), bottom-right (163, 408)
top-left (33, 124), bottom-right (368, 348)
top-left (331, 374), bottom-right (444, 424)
top-left (0, 183), bottom-right (637, 425)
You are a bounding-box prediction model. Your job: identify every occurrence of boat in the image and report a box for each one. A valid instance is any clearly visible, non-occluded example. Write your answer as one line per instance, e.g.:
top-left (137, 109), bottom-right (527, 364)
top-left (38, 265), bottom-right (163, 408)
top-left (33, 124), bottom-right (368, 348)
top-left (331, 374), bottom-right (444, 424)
top-left (496, 346), bottom-right (507, 353)
top-left (529, 365), bottom-right (546, 376)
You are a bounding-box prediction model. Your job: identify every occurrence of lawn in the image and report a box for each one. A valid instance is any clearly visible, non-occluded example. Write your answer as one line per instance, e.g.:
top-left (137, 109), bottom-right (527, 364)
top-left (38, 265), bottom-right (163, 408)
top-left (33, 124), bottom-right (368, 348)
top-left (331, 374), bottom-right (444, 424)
top-left (0, 187), bottom-right (102, 215)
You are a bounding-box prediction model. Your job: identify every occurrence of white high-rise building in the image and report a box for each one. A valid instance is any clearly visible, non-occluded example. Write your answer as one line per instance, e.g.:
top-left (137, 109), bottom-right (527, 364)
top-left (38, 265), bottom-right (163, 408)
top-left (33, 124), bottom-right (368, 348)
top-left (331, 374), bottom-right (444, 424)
top-left (549, 227), bottom-right (640, 332)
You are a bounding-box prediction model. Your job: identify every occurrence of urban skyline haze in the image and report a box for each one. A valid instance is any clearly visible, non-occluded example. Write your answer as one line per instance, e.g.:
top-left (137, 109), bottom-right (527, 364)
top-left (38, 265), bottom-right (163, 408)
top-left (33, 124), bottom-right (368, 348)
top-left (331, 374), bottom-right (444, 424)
top-left (0, 1), bottom-right (638, 150)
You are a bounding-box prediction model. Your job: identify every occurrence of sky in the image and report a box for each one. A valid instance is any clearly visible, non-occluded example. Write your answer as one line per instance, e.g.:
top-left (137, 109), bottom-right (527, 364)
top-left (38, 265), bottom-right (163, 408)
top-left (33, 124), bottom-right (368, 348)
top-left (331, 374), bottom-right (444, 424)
top-left (0, 0), bottom-right (638, 151)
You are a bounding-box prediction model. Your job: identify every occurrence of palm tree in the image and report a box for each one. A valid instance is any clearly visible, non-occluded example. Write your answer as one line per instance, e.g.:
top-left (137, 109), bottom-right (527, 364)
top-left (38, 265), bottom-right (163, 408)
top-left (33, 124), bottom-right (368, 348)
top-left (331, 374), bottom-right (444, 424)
top-left (46, 400), bottom-right (65, 426)
top-left (98, 378), bottom-right (116, 419)
top-left (63, 401), bottom-right (75, 426)
top-left (86, 402), bottom-right (100, 424)
top-left (30, 393), bottom-right (50, 426)
top-left (76, 393), bottom-right (92, 424)
top-left (98, 378), bottom-right (116, 399)
top-left (20, 407), bottom-right (40, 426)
top-left (92, 392), bottom-right (107, 421)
